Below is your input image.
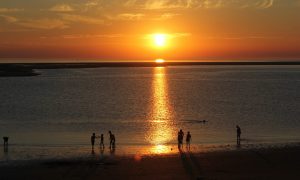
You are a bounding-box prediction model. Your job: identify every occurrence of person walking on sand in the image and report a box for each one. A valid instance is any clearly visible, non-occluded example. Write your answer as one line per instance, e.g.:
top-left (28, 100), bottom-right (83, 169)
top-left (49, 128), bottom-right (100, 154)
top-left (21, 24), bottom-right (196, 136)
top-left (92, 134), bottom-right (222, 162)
top-left (91, 133), bottom-right (96, 149)
top-left (100, 134), bottom-right (104, 149)
top-left (236, 125), bottom-right (241, 145)
top-left (186, 131), bottom-right (192, 150)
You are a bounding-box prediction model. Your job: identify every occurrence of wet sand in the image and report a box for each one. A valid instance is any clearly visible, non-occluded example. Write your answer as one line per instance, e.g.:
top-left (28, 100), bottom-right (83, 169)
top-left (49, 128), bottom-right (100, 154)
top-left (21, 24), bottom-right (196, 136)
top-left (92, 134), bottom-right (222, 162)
top-left (1, 145), bottom-right (300, 180)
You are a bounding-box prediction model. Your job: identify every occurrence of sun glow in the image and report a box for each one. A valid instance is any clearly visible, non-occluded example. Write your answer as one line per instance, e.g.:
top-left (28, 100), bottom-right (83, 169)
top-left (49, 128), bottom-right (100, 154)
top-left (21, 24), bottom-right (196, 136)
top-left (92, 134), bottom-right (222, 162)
top-left (153, 33), bottom-right (167, 47)
top-left (155, 59), bottom-right (165, 63)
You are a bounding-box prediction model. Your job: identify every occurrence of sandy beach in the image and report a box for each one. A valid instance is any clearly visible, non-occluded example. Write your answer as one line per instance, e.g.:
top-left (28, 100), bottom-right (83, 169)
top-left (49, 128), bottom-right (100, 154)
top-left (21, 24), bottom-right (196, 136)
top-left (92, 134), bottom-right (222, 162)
top-left (1, 145), bottom-right (300, 180)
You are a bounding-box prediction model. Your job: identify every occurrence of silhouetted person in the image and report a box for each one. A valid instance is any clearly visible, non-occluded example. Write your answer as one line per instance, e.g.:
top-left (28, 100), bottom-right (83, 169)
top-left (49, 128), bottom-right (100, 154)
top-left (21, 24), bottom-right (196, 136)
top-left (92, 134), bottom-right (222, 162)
top-left (111, 134), bottom-right (116, 148)
top-left (186, 131), bottom-right (192, 150)
top-left (179, 129), bottom-right (184, 138)
top-left (178, 131), bottom-right (183, 149)
top-left (178, 129), bottom-right (184, 149)
top-left (177, 131), bottom-right (181, 148)
top-left (3, 137), bottom-right (8, 152)
top-left (109, 131), bottom-right (114, 148)
top-left (236, 125), bottom-right (241, 145)
top-left (91, 133), bottom-right (96, 149)
top-left (3, 136), bottom-right (8, 146)
top-left (100, 134), bottom-right (104, 149)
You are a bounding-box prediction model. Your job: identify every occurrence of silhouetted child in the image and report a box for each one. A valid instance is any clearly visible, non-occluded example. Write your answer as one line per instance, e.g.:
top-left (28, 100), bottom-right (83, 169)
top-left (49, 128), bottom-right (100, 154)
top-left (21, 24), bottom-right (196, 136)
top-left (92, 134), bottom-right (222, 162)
top-left (186, 131), bottom-right (192, 149)
top-left (236, 125), bottom-right (241, 145)
top-left (100, 134), bottom-right (104, 149)
top-left (91, 133), bottom-right (96, 149)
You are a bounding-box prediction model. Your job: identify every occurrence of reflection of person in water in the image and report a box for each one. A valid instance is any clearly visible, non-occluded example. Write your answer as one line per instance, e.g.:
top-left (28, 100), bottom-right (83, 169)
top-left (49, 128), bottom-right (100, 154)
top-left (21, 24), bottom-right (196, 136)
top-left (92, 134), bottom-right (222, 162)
top-left (91, 133), bottom-right (96, 149)
top-left (110, 145), bottom-right (116, 155)
top-left (186, 131), bottom-right (192, 150)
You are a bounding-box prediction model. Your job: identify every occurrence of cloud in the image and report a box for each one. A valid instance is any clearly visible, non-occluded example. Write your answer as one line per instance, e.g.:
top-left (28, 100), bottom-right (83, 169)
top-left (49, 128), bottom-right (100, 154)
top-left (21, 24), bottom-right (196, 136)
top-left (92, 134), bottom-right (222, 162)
top-left (124, 0), bottom-right (275, 9)
top-left (62, 34), bottom-right (124, 39)
top-left (145, 32), bottom-right (191, 39)
top-left (61, 14), bottom-right (104, 24)
top-left (236, 0), bottom-right (274, 9)
top-left (143, 0), bottom-right (187, 9)
top-left (108, 13), bottom-right (145, 21)
top-left (155, 13), bottom-right (180, 20)
top-left (85, 0), bottom-right (101, 7)
top-left (0, 15), bottom-right (18, 23)
top-left (170, 33), bottom-right (191, 38)
top-left (18, 19), bottom-right (68, 29)
top-left (62, 32), bottom-right (191, 40)
top-left (204, 35), bottom-right (282, 40)
top-left (107, 12), bottom-right (180, 21)
top-left (257, 0), bottom-right (274, 9)
top-left (49, 4), bottom-right (74, 12)
top-left (0, 8), bottom-right (24, 13)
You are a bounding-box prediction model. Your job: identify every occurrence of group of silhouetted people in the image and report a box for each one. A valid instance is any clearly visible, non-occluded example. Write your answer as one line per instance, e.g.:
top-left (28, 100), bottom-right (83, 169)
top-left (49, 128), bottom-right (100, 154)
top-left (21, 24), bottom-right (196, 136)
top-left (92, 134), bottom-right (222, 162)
top-left (177, 125), bottom-right (242, 150)
top-left (91, 131), bottom-right (116, 150)
top-left (177, 129), bottom-right (192, 150)
top-left (89, 125), bottom-right (242, 152)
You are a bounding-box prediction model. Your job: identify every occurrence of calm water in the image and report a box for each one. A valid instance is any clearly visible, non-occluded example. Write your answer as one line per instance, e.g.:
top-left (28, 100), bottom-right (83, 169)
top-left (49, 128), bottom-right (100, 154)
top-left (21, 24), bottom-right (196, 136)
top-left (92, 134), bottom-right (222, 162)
top-left (1, 65), bottom-right (300, 158)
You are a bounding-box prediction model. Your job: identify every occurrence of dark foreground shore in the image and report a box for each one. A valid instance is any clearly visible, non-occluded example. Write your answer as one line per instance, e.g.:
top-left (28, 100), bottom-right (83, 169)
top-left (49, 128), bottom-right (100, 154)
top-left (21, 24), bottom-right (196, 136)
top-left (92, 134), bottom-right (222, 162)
top-left (1, 145), bottom-right (299, 180)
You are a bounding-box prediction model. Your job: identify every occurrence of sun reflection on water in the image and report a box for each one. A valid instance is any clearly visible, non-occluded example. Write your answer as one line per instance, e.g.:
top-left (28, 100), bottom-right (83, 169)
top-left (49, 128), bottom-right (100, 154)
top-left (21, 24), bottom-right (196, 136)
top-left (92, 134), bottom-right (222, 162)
top-left (146, 67), bottom-right (175, 154)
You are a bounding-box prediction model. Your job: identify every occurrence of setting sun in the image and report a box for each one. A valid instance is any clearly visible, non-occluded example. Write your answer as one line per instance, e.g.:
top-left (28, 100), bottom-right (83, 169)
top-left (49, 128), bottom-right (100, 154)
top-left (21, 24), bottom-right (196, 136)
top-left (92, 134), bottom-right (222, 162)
top-left (155, 59), bottom-right (165, 63)
top-left (153, 34), bottom-right (167, 47)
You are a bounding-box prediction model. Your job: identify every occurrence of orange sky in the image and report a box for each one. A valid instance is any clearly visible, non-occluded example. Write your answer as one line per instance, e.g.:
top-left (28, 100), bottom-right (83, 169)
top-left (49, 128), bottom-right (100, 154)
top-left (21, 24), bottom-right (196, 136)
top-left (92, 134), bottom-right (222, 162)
top-left (0, 0), bottom-right (300, 61)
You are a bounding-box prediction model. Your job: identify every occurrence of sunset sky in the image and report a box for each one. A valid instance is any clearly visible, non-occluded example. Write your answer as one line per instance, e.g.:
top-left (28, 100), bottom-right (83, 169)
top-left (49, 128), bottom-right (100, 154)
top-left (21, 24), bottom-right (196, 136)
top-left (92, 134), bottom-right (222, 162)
top-left (0, 0), bottom-right (300, 61)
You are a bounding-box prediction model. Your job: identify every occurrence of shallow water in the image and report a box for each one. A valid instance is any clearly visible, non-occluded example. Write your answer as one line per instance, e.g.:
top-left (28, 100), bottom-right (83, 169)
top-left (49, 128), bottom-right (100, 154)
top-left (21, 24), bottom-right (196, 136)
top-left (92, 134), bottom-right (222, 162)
top-left (0, 65), bottom-right (300, 159)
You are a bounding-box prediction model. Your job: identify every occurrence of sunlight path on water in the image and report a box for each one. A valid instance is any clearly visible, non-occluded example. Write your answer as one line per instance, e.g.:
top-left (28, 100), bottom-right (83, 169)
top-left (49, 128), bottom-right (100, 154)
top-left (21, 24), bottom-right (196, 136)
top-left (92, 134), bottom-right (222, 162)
top-left (145, 67), bottom-right (176, 154)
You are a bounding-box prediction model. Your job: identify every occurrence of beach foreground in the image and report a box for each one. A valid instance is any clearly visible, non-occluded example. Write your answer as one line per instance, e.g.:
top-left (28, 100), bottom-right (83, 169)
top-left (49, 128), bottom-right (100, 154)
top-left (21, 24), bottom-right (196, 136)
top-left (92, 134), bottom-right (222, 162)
top-left (1, 145), bottom-right (299, 180)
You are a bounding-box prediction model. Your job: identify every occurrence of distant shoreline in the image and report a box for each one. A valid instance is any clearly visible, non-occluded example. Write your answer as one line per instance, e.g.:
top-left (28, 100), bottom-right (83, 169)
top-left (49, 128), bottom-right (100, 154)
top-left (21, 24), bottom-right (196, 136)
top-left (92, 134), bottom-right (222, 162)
top-left (1, 61), bottom-right (300, 76)
top-left (2, 61), bottom-right (300, 69)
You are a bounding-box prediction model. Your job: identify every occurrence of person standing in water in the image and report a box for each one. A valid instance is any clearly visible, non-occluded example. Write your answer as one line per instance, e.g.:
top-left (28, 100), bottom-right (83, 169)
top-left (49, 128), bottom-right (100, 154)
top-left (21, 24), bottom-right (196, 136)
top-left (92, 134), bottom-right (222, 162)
top-left (111, 134), bottom-right (116, 148)
top-left (108, 131), bottom-right (114, 149)
top-left (91, 133), bottom-right (96, 149)
top-left (100, 134), bottom-right (104, 149)
top-left (177, 131), bottom-right (182, 149)
top-left (178, 129), bottom-right (184, 149)
top-left (236, 125), bottom-right (241, 145)
top-left (186, 131), bottom-right (192, 150)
